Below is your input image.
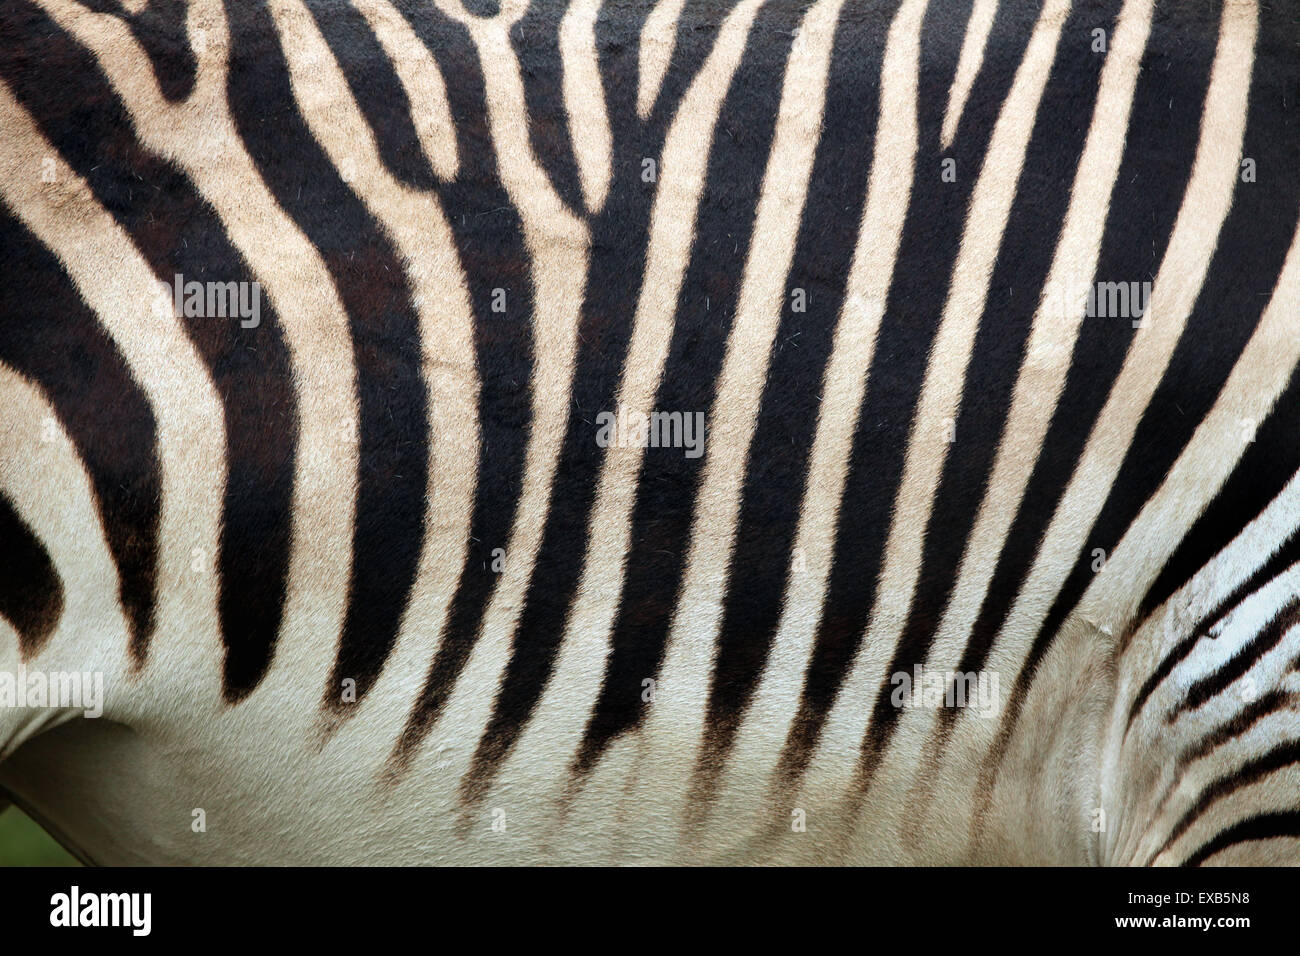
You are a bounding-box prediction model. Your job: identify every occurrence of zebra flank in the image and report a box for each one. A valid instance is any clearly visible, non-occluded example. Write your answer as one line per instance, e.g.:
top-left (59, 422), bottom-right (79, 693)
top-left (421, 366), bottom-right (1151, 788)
top-left (0, 0), bottom-right (1298, 867)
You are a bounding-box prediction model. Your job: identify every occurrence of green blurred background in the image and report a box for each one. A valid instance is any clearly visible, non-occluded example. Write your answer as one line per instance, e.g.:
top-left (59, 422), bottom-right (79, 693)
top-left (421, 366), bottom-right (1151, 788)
top-left (0, 807), bottom-right (80, 866)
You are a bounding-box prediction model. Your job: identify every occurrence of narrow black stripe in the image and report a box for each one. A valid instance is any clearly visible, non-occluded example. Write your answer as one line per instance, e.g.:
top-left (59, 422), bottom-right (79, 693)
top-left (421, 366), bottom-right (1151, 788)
top-left (1144, 688), bottom-right (1300, 837)
top-left (223, 0), bottom-right (426, 712)
top-left (1170, 598), bottom-right (1300, 721)
top-left (2, 0), bottom-right (299, 689)
top-left (0, 492), bottom-right (64, 653)
top-left (774, 0), bottom-right (1046, 790)
top-left (1136, 370), bottom-right (1300, 628)
top-left (688, 0), bottom-right (899, 811)
top-left (1169, 767), bottom-right (1300, 866)
top-left (387, 2), bottom-right (538, 768)
top-left (1182, 809), bottom-right (1300, 866)
top-left (1128, 555), bottom-right (1300, 733)
top-left (1125, 630), bottom-right (1206, 732)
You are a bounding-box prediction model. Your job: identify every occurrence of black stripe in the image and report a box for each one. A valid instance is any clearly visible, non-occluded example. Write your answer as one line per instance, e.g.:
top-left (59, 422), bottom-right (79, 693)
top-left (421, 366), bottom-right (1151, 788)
top-left (1171, 770), bottom-right (1300, 865)
top-left (455, 0), bottom-right (749, 782)
top-left (687, 0), bottom-right (900, 812)
top-left (948, 0), bottom-right (1223, 715)
top-left (563, 0), bottom-right (745, 782)
top-left (1125, 630), bottom-right (1206, 732)
top-left (1136, 370), bottom-right (1300, 628)
top-left (773, 0), bottom-right (1046, 791)
top-left (415, 0), bottom-right (744, 787)
top-left (2, 0), bottom-right (300, 691)
top-left (0, 198), bottom-right (157, 660)
top-left (1169, 597), bottom-right (1300, 721)
top-left (223, 0), bottom-right (427, 713)
top-left (0, 492), bottom-right (63, 653)
top-left (386, 2), bottom-right (539, 769)
top-left (1182, 809), bottom-right (1300, 866)
top-left (302, 1), bottom-right (438, 191)
top-left (1129, 557), bottom-right (1300, 734)
top-left (1143, 688), bottom-right (1300, 839)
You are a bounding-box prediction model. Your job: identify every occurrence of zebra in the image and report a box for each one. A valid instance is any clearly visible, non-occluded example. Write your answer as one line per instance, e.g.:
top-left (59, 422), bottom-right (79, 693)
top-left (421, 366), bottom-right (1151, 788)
top-left (0, 0), bottom-right (1298, 866)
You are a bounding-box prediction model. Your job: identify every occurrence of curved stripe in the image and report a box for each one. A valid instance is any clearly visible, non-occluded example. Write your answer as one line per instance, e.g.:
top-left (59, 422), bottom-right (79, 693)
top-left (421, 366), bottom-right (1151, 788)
top-left (266, 0), bottom-right (478, 736)
top-left (0, 493), bottom-right (62, 653)
top-left (36, 0), bottom-right (361, 713)
top-left (0, 78), bottom-right (226, 670)
top-left (0, 362), bottom-right (129, 667)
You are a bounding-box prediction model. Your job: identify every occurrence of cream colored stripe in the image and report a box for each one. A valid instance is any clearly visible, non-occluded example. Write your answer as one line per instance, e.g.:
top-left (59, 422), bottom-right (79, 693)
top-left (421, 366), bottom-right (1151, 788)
top-left (0, 363), bottom-right (129, 695)
top-left (408, 1), bottom-right (590, 789)
top-left (561, 0), bottom-right (612, 211)
top-left (353, 0), bottom-right (459, 180)
top-left (796, 0), bottom-right (1072, 804)
top-left (626, 0), bottom-right (845, 850)
top-left (0, 367), bottom-right (134, 764)
top-left (941, 0), bottom-right (999, 149)
top-left (921, 0), bottom-right (1160, 688)
top-left (36, 0), bottom-right (359, 712)
top-left (491, 0), bottom-right (763, 822)
top-left (0, 83), bottom-right (225, 678)
top-left (983, 0), bottom-right (1257, 694)
top-left (265, 0), bottom-right (479, 750)
top-left (638, 0), bottom-right (688, 119)
top-left (721, 0), bottom-right (929, 814)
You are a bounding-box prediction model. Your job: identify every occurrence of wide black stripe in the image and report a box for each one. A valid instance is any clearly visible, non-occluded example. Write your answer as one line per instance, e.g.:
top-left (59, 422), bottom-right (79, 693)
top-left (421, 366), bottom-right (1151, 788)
top-left (1163, 743), bottom-right (1300, 865)
top-left (854, 0), bottom-right (1129, 796)
top-left (0, 198), bottom-right (158, 660)
top-left (223, 0), bottom-right (427, 712)
top-left (2, 0), bottom-right (301, 691)
top-left (0, 492), bottom-right (64, 653)
top-left (773, 0), bottom-right (1045, 790)
top-left (948, 0), bottom-right (1222, 697)
top-left (985, 0), bottom-right (1300, 782)
top-left (687, 0), bottom-right (900, 811)
top-left (1182, 809), bottom-right (1300, 866)
top-left (1170, 597), bottom-right (1300, 721)
top-left (386, 2), bottom-right (538, 769)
